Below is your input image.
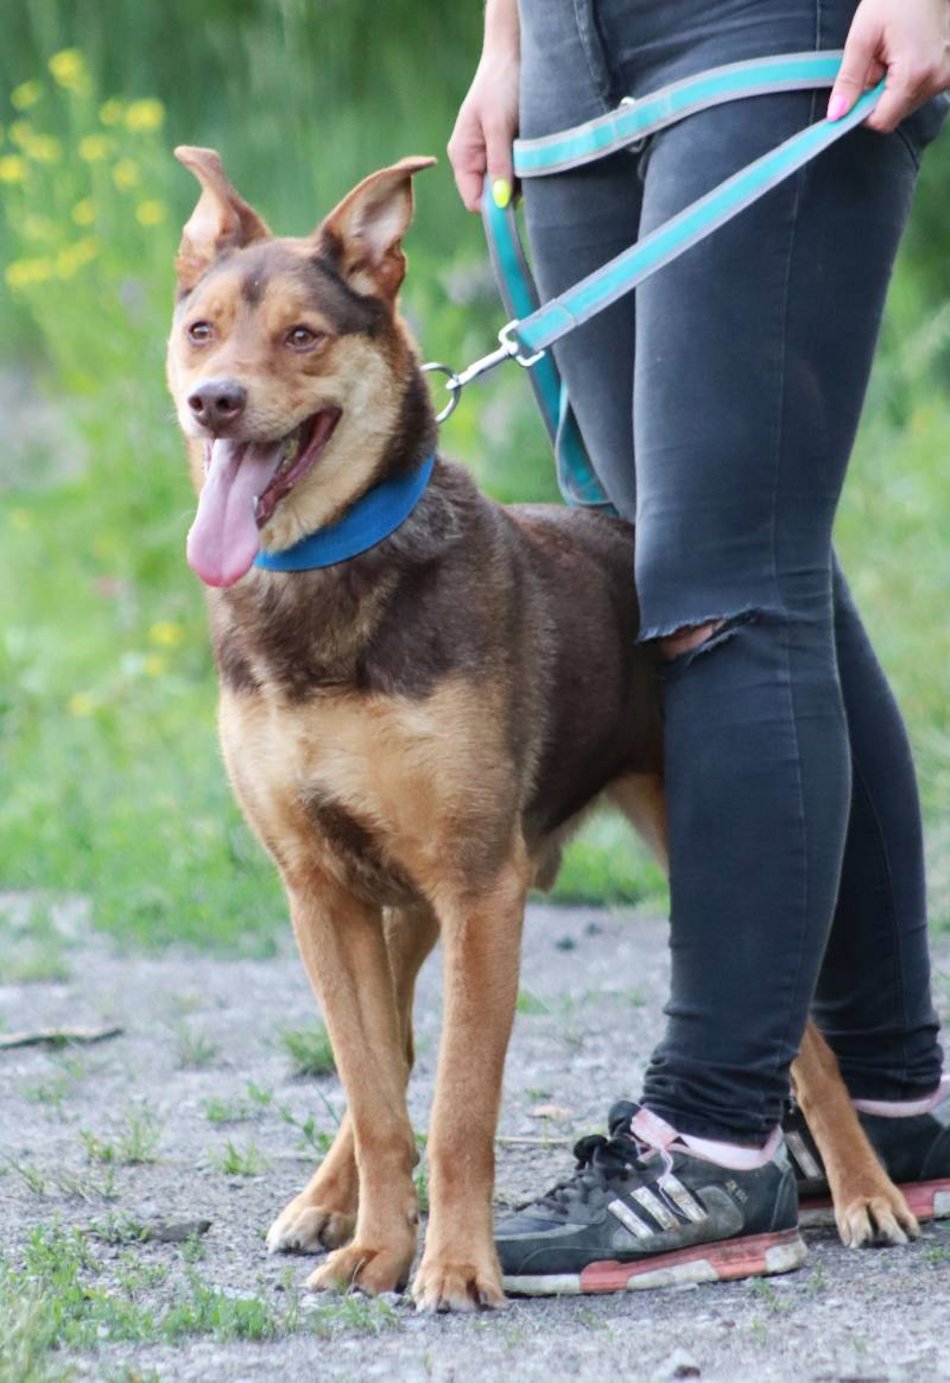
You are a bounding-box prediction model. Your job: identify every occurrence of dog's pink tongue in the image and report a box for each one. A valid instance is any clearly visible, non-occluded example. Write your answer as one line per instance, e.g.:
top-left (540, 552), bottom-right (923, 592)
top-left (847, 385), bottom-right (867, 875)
top-left (186, 439), bottom-right (280, 587)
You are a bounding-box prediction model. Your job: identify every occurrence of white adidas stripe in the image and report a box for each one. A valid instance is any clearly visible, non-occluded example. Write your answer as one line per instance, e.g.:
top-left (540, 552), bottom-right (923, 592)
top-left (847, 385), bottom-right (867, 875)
top-left (608, 1198), bottom-right (655, 1240)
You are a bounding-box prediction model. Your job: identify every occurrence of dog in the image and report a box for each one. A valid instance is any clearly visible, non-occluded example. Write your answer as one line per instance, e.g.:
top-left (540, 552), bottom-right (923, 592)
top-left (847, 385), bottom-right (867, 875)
top-left (166, 148), bottom-right (918, 1311)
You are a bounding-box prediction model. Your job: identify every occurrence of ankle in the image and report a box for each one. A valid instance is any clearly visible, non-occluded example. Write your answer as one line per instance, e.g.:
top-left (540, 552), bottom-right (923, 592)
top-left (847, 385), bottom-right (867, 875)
top-left (853, 1073), bottom-right (950, 1119)
top-left (633, 1105), bottom-right (781, 1171)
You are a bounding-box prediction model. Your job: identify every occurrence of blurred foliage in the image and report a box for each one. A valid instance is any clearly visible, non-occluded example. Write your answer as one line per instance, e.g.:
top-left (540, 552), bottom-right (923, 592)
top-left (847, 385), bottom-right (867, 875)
top-left (0, 5), bottom-right (947, 948)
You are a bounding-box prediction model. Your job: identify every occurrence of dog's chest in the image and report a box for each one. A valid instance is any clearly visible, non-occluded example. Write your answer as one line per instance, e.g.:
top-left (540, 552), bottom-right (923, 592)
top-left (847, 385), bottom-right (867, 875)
top-left (217, 679), bottom-right (506, 904)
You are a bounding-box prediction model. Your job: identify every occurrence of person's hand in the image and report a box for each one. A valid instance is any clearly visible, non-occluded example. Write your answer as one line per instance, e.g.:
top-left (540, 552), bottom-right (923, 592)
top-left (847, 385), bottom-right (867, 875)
top-left (448, 0), bottom-right (520, 212)
top-left (828, 0), bottom-right (950, 131)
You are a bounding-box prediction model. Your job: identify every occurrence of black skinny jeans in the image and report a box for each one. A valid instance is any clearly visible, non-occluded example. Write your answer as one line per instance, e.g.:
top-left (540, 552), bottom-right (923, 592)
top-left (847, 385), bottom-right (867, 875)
top-left (519, 0), bottom-right (947, 1140)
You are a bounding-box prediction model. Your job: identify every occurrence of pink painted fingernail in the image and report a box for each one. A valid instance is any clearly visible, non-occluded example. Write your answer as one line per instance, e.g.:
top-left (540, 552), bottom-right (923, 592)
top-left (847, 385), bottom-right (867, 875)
top-left (827, 93), bottom-right (849, 122)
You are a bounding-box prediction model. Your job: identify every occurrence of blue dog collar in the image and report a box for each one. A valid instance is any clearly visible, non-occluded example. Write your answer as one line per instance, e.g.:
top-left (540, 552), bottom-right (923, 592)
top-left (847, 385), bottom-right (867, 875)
top-left (253, 452), bottom-right (435, 572)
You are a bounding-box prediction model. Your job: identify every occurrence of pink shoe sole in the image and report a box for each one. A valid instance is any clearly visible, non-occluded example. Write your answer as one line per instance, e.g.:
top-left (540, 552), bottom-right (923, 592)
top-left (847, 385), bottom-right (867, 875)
top-left (503, 1226), bottom-right (807, 1296)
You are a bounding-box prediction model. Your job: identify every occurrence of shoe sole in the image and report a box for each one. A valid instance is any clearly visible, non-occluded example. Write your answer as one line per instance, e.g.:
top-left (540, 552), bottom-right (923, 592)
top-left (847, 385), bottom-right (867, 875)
top-left (502, 1226), bottom-right (807, 1296)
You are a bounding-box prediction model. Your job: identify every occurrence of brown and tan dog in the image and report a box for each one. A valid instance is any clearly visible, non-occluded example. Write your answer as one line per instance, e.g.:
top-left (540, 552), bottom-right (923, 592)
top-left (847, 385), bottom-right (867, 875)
top-left (166, 148), bottom-right (918, 1311)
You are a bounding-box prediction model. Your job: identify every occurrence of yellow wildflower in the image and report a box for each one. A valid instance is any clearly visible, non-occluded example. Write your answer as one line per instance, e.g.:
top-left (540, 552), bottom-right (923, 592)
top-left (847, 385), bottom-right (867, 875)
top-left (124, 98), bottom-right (165, 133)
top-left (11, 80), bottom-right (43, 111)
top-left (78, 133), bottom-right (114, 162)
top-left (68, 692), bottom-right (96, 717)
top-left (99, 98), bottom-right (124, 126)
top-left (55, 237), bottom-right (99, 280)
top-left (24, 133), bottom-right (62, 164)
top-left (112, 157), bottom-right (140, 190)
top-left (71, 198), bottom-right (95, 227)
top-left (135, 199), bottom-right (166, 227)
top-left (149, 620), bottom-right (185, 649)
top-left (9, 119), bottom-right (33, 148)
top-left (0, 155), bottom-right (28, 184)
top-left (144, 655), bottom-right (167, 678)
top-left (11, 508), bottom-right (32, 532)
top-left (21, 213), bottom-right (57, 242)
top-left (48, 49), bottom-right (92, 96)
top-left (5, 257), bottom-right (55, 290)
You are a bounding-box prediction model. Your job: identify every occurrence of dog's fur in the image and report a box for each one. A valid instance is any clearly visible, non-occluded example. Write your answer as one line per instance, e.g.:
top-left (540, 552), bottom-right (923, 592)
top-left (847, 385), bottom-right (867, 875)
top-left (167, 149), bottom-right (918, 1310)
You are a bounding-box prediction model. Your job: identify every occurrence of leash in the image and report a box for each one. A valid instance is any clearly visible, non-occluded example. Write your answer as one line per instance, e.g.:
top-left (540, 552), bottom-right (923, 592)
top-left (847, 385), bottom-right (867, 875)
top-left (423, 51), bottom-right (884, 506)
top-left (254, 452), bottom-right (435, 571)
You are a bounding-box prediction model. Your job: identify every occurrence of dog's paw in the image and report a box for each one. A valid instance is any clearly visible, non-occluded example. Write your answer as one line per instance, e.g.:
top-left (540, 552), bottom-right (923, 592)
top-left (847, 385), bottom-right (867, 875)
top-left (266, 1196), bottom-right (356, 1255)
top-left (837, 1189), bottom-right (920, 1248)
top-left (411, 1255), bottom-right (508, 1313)
top-left (305, 1242), bottom-right (414, 1296)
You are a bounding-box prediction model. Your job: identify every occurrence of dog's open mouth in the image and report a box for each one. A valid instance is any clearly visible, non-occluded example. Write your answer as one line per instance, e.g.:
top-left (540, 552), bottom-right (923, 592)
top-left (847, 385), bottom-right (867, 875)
top-left (186, 408), bottom-right (341, 588)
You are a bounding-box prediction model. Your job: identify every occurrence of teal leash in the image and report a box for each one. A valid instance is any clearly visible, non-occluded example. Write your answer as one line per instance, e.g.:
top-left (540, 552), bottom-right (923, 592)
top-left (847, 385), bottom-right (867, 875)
top-left (424, 51), bottom-right (884, 508)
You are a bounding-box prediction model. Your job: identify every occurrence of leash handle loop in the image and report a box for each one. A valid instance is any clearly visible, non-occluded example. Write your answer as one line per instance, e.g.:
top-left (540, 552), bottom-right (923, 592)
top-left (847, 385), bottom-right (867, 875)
top-left (429, 51), bottom-right (884, 446)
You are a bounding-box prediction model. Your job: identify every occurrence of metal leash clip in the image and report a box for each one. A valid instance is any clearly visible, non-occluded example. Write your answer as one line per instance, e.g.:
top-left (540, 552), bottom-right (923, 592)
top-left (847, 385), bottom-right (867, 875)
top-left (422, 322), bottom-right (546, 424)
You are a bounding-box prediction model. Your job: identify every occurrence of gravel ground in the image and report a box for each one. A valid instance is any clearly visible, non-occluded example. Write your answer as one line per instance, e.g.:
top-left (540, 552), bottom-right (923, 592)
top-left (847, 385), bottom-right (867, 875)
top-left (1, 898), bottom-right (949, 1381)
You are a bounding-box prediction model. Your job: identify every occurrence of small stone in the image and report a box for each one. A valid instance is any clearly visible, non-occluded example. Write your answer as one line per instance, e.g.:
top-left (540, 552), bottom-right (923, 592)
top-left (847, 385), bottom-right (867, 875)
top-left (555, 936), bottom-right (577, 951)
top-left (653, 1349), bottom-right (701, 1380)
top-left (529, 1104), bottom-right (575, 1121)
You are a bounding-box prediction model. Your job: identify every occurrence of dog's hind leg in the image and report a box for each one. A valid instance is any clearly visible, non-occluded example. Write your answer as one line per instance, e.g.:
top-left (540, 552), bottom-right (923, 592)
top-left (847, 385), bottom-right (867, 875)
top-left (267, 902), bottom-right (439, 1266)
top-left (791, 1021), bottom-right (919, 1246)
top-left (413, 846), bottom-right (531, 1312)
top-left (607, 771), bottom-right (669, 869)
top-left (385, 902), bottom-right (441, 1072)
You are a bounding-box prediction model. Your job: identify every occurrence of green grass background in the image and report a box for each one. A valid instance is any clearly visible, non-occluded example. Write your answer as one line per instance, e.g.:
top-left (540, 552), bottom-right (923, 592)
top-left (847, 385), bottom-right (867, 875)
top-left (0, 3), bottom-right (947, 953)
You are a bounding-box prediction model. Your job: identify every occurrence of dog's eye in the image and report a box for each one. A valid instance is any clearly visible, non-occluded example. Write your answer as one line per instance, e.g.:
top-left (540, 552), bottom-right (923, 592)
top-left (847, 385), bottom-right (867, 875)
top-left (285, 326), bottom-right (323, 351)
top-left (187, 321), bottom-right (214, 345)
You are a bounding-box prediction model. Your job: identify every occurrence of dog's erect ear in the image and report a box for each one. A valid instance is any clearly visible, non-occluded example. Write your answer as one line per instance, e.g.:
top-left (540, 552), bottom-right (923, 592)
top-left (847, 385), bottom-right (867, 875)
top-left (315, 156), bottom-right (436, 302)
top-left (174, 146), bottom-right (271, 293)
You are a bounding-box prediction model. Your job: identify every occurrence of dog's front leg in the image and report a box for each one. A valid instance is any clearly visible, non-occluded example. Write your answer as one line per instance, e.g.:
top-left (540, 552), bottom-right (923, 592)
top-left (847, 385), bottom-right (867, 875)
top-left (280, 876), bottom-right (420, 1295)
top-left (413, 851), bottom-right (529, 1312)
top-left (267, 903), bottom-right (440, 1258)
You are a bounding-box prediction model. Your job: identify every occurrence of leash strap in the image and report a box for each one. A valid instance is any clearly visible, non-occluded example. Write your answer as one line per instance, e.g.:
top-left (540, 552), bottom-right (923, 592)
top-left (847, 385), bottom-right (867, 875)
top-left (512, 50), bottom-right (853, 177)
top-left (253, 453), bottom-right (435, 571)
top-left (477, 51), bottom-right (883, 505)
top-left (499, 75), bottom-right (883, 358)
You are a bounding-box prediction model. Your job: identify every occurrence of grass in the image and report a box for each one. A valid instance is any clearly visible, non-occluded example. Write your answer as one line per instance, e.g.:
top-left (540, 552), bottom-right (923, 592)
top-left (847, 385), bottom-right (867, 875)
top-left (0, 1221), bottom-right (401, 1382)
top-left (80, 1108), bottom-right (162, 1167)
top-left (0, 1221), bottom-right (398, 1377)
top-left (203, 1083), bottom-right (272, 1125)
top-left (174, 1025), bottom-right (219, 1070)
top-left (0, 896), bottom-right (74, 984)
top-left (212, 1139), bottom-right (263, 1177)
top-left (515, 990), bottom-right (550, 1017)
top-left (280, 1023), bottom-right (337, 1079)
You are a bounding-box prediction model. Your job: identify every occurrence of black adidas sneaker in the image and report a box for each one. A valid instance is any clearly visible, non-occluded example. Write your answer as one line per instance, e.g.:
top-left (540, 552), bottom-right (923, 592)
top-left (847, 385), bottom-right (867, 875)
top-left (495, 1101), bottom-right (806, 1295)
top-left (784, 1077), bottom-right (950, 1228)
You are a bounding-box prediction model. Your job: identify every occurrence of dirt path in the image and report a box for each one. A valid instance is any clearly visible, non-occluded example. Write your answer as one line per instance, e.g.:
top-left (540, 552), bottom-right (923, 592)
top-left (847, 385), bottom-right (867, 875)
top-left (2, 900), bottom-right (949, 1381)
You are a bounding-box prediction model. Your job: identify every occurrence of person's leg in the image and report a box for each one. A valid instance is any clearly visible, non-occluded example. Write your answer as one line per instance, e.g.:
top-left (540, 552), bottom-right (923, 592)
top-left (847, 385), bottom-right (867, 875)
top-left (517, 0), bottom-right (641, 518)
top-left (812, 558), bottom-right (942, 1100)
top-left (632, 75), bottom-right (941, 1138)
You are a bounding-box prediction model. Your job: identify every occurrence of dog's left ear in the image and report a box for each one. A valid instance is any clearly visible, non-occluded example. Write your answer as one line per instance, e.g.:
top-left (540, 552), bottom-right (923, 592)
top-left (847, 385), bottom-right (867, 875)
top-left (174, 146), bottom-right (271, 293)
top-left (315, 156), bottom-right (436, 302)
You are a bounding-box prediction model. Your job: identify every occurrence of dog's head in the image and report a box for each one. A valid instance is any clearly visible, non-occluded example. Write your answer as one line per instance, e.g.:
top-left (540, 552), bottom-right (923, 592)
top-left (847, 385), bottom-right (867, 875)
top-left (166, 148), bottom-right (436, 588)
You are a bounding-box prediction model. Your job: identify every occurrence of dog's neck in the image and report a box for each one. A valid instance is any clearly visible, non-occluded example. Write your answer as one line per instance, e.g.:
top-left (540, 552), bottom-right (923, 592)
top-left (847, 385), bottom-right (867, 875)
top-left (203, 368), bottom-right (463, 699)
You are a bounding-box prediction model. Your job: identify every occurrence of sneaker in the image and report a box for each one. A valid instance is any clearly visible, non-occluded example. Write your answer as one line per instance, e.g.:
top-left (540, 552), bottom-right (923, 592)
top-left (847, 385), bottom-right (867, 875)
top-left (785, 1075), bottom-right (950, 1227)
top-left (495, 1101), bottom-right (806, 1295)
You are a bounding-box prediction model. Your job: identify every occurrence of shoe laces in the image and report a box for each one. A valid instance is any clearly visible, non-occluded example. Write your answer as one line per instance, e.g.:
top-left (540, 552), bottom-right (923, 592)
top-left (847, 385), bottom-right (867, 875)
top-left (530, 1128), bottom-right (653, 1216)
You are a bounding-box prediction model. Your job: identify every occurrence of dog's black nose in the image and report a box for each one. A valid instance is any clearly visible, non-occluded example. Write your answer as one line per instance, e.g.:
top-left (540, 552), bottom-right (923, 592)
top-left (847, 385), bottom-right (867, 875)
top-left (187, 378), bottom-right (247, 430)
